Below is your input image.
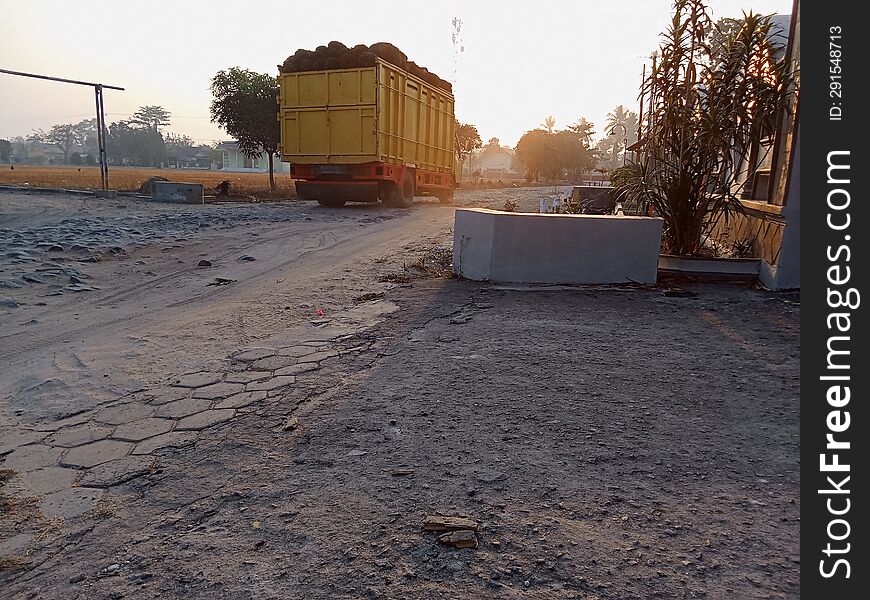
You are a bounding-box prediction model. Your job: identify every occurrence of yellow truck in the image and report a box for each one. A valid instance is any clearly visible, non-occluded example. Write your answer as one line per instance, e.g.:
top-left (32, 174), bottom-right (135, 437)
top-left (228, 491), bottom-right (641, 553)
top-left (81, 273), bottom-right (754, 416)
top-left (278, 57), bottom-right (456, 208)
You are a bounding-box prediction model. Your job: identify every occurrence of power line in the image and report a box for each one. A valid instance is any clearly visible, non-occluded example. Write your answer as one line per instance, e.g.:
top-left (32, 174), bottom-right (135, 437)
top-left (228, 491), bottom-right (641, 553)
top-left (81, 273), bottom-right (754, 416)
top-left (0, 114), bottom-right (97, 122)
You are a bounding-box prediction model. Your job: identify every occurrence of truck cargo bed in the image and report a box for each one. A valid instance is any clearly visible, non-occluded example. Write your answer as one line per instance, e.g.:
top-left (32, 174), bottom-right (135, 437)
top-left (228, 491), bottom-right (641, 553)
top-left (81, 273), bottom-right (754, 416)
top-left (278, 58), bottom-right (455, 174)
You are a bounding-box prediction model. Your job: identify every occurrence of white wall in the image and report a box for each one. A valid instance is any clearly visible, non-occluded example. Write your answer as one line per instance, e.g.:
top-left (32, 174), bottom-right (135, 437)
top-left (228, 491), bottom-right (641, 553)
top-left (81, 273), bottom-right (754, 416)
top-left (454, 208), bottom-right (663, 285)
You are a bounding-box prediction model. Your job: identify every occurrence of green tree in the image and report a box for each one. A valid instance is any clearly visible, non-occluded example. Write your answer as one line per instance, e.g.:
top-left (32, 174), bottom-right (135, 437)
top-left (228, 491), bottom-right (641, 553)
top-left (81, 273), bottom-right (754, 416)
top-left (604, 105), bottom-right (638, 141)
top-left (515, 129), bottom-right (557, 182)
top-left (600, 105), bottom-right (639, 170)
top-left (106, 120), bottom-right (166, 167)
top-left (455, 121), bottom-right (482, 173)
top-left (553, 129), bottom-right (596, 181)
top-left (31, 123), bottom-right (80, 163)
top-left (210, 67), bottom-right (281, 191)
top-left (10, 136), bottom-right (31, 163)
top-left (0, 139), bottom-right (11, 162)
top-left (541, 115), bottom-right (556, 134)
top-left (567, 117), bottom-right (595, 147)
top-left (75, 118), bottom-right (99, 154)
top-left (70, 152), bottom-right (82, 166)
top-left (614, 1), bottom-right (793, 255)
top-left (130, 105), bottom-right (171, 130)
top-left (516, 125), bottom-right (598, 182)
top-left (164, 133), bottom-right (196, 166)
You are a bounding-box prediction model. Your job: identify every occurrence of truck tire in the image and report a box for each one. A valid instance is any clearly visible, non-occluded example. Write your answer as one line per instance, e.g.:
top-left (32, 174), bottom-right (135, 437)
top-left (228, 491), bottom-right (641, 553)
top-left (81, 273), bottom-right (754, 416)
top-left (381, 172), bottom-right (414, 208)
top-left (437, 189), bottom-right (454, 204)
top-left (317, 198), bottom-right (347, 207)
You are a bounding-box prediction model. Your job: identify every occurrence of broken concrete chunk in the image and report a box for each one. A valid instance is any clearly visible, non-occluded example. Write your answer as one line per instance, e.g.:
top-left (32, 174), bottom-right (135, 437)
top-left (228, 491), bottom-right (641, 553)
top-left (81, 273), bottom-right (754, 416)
top-left (422, 515), bottom-right (480, 532)
top-left (437, 530), bottom-right (478, 548)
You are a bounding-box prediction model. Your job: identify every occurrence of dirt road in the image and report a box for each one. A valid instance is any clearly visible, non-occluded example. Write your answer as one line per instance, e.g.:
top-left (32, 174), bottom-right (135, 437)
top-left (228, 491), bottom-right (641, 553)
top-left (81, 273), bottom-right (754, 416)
top-left (0, 192), bottom-right (458, 422)
top-left (1, 189), bottom-right (800, 599)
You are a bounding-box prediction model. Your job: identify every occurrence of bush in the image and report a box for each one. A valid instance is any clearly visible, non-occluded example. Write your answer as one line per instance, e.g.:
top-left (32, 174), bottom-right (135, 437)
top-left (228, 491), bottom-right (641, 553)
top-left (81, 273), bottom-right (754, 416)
top-left (614, 0), bottom-right (793, 255)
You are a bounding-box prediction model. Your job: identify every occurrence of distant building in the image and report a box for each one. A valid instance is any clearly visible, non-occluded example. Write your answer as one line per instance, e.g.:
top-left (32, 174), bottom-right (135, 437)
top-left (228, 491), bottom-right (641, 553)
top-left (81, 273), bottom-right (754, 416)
top-left (218, 141), bottom-right (289, 173)
top-left (465, 138), bottom-right (519, 179)
top-left (26, 142), bottom-right (66, 165)
top-left (164, 147), bottom-right (216, 170)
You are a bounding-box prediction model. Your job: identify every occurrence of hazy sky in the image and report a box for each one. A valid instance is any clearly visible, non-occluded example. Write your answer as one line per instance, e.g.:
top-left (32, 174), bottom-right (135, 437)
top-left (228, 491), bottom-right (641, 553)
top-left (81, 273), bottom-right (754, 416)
top-left (1, 0), bottom-right (793, 148)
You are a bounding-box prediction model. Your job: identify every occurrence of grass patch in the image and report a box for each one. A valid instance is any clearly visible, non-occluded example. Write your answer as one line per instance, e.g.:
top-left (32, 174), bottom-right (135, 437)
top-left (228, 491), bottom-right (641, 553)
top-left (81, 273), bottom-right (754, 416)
top-left (0, 165), bottom-right (296, 196)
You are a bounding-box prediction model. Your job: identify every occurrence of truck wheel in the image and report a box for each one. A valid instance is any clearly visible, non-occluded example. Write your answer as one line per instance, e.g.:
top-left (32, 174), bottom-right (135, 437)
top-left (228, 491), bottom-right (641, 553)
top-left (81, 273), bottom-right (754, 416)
top-left (437, 189), bottom-right (454, 204)
top-left (317, 198), bottom-right (347, 207)
top-left (382, 172), bottom-right (414, 208)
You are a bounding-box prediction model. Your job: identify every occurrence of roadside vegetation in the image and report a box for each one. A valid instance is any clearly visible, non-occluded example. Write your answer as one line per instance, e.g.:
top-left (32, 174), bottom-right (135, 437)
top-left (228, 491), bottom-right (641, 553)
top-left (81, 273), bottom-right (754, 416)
top-left (0, 165), bottom-right (294, 196)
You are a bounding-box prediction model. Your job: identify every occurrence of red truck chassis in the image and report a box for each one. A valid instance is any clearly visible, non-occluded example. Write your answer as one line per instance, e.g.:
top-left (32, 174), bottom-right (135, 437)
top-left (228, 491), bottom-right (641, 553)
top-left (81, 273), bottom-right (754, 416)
top-left (291, 162), bottom-right (454, 208)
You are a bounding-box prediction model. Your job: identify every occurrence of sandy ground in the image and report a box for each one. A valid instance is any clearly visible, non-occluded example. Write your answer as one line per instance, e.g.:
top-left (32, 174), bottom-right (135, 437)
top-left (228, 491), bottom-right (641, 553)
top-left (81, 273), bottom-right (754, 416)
top-left (1, 188), bottom-right (799, 598)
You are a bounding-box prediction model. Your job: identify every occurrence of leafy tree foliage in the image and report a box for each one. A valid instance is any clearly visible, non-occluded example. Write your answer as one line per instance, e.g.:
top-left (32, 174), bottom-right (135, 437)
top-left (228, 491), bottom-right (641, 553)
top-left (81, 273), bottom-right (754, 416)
top-left (210, 67), bottom-right (280, 191)
top-left (106, 120), bottom-right (166, 167)
top-left (455, 121), bottom-right (482, 164)
top-left (0, 139), bottom-right (11, 162)
top-left (515, 127), bottom-right (597, 182)
top-left (30, 123), bottom-right (78, 163)
top-left (541, 116), bottom-right (556, 133)
top-left (595, 105), bottom-right (639, 171)
top-left (614, 0), bottom-right (794, 255)
top-left (567, 117), bottom-right (595, 146)
top-left (28, 118), bottom-right (97, 163)
top-left (130, 105), bottom-right (171, 130)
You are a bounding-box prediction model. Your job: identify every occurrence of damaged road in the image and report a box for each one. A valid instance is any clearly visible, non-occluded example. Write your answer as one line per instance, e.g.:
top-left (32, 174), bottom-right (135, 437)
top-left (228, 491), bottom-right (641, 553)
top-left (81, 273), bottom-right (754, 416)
top-left (1, 189), bottom-right (799, 599)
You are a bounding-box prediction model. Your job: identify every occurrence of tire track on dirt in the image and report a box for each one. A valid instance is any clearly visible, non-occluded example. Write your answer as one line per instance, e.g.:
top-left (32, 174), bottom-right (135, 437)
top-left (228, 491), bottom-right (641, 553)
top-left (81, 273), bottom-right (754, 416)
top-left (0, 209), bottom-right (452, 361)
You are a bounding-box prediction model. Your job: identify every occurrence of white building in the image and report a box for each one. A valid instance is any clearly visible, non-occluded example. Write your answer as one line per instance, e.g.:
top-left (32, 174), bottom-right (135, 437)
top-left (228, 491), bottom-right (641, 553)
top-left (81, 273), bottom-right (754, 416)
top-left (218, 141), bottom-right (290, 173)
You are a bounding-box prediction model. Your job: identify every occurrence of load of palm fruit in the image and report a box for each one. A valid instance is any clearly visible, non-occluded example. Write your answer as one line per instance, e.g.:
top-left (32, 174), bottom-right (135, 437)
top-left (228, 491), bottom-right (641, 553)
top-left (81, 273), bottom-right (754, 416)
top-left (278, 41), bottom-right (452, 94)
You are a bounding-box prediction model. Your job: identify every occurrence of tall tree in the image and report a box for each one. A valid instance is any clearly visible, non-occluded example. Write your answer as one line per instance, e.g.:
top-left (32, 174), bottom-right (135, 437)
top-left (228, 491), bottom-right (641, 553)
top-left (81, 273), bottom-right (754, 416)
top-left (553, 129), bottom-right (596, 181)
top-left (29, 118), bottom-right (98, 163)
top-left (598, 105), bottom-right (639, 170)
top-left (9, 136), bottom-right (30, 162)
top-left (106, 120), bottom-right (166, 167)
top-left (541, 115), bottom-right (556, 134)
top-left (31, 123), bottom-right (81, 163)
top-left (516, 127), bottom-right (597, 183)
top-left (210, 68), bottom-right (280, 191)
top-left (455, 120), bottom-right (482, 174)
top-left (0, 139), bottom-right (11, 162)
top-left (515, 129), bottom-right (557, 182)
top-left (130, 105), bottom-right (171, 130)
top-left (567, 117), bottom-right (595, 147)
top-left (614, 1), bottom-right (793, 255)
top-left (74, 118), bottom-right (99, 154)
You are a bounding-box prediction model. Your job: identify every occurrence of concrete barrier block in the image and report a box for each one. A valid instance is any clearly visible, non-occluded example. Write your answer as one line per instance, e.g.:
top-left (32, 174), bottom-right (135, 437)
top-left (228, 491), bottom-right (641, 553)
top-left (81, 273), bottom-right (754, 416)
top-left (151, 182), bottom-right (204, 204)
top-left (453, 208), bottom-right (663, 285)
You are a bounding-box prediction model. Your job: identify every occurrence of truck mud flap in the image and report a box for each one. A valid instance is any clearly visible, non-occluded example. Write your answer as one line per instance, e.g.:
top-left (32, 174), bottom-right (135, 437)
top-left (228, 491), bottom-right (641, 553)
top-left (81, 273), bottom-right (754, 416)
top-left (296, 181), bottom-right (378, 203)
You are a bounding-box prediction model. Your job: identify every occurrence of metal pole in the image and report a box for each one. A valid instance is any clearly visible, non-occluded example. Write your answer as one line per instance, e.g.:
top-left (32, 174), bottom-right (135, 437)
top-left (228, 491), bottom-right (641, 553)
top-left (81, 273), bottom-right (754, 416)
top-left (1, 68), bottom-right (123, 192)
top-left (94, 86), bottom-right (105, 190)
top-left (637, 63), bottom-right (646, 164)
top-left (96, 85), bottom-right (110, 190)
top-left (0, 68), bottom-right (123, 91)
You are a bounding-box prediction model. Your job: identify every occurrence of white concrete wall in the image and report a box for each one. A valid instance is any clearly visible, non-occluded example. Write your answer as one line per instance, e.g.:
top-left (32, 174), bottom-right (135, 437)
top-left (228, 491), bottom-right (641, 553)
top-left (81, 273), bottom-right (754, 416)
top-left (764, 126), bottom-right (800, 290)
top-left (453, 208), bottom-right (663, 284)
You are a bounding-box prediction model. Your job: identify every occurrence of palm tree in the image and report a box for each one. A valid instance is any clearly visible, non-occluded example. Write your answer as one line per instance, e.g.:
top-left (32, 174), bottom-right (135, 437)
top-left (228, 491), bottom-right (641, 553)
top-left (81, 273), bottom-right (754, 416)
top-left (541, 116), bottom-right (556, 134)
top-left (604, 105), bottom-right (630, 133)
top-left (567, 117), bottom-right (595, 147)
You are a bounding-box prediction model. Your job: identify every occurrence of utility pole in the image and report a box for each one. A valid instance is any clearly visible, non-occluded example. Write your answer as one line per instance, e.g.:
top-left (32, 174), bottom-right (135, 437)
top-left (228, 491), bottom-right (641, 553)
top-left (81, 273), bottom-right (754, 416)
top-left (0, 68), bottom-right (124, 191)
